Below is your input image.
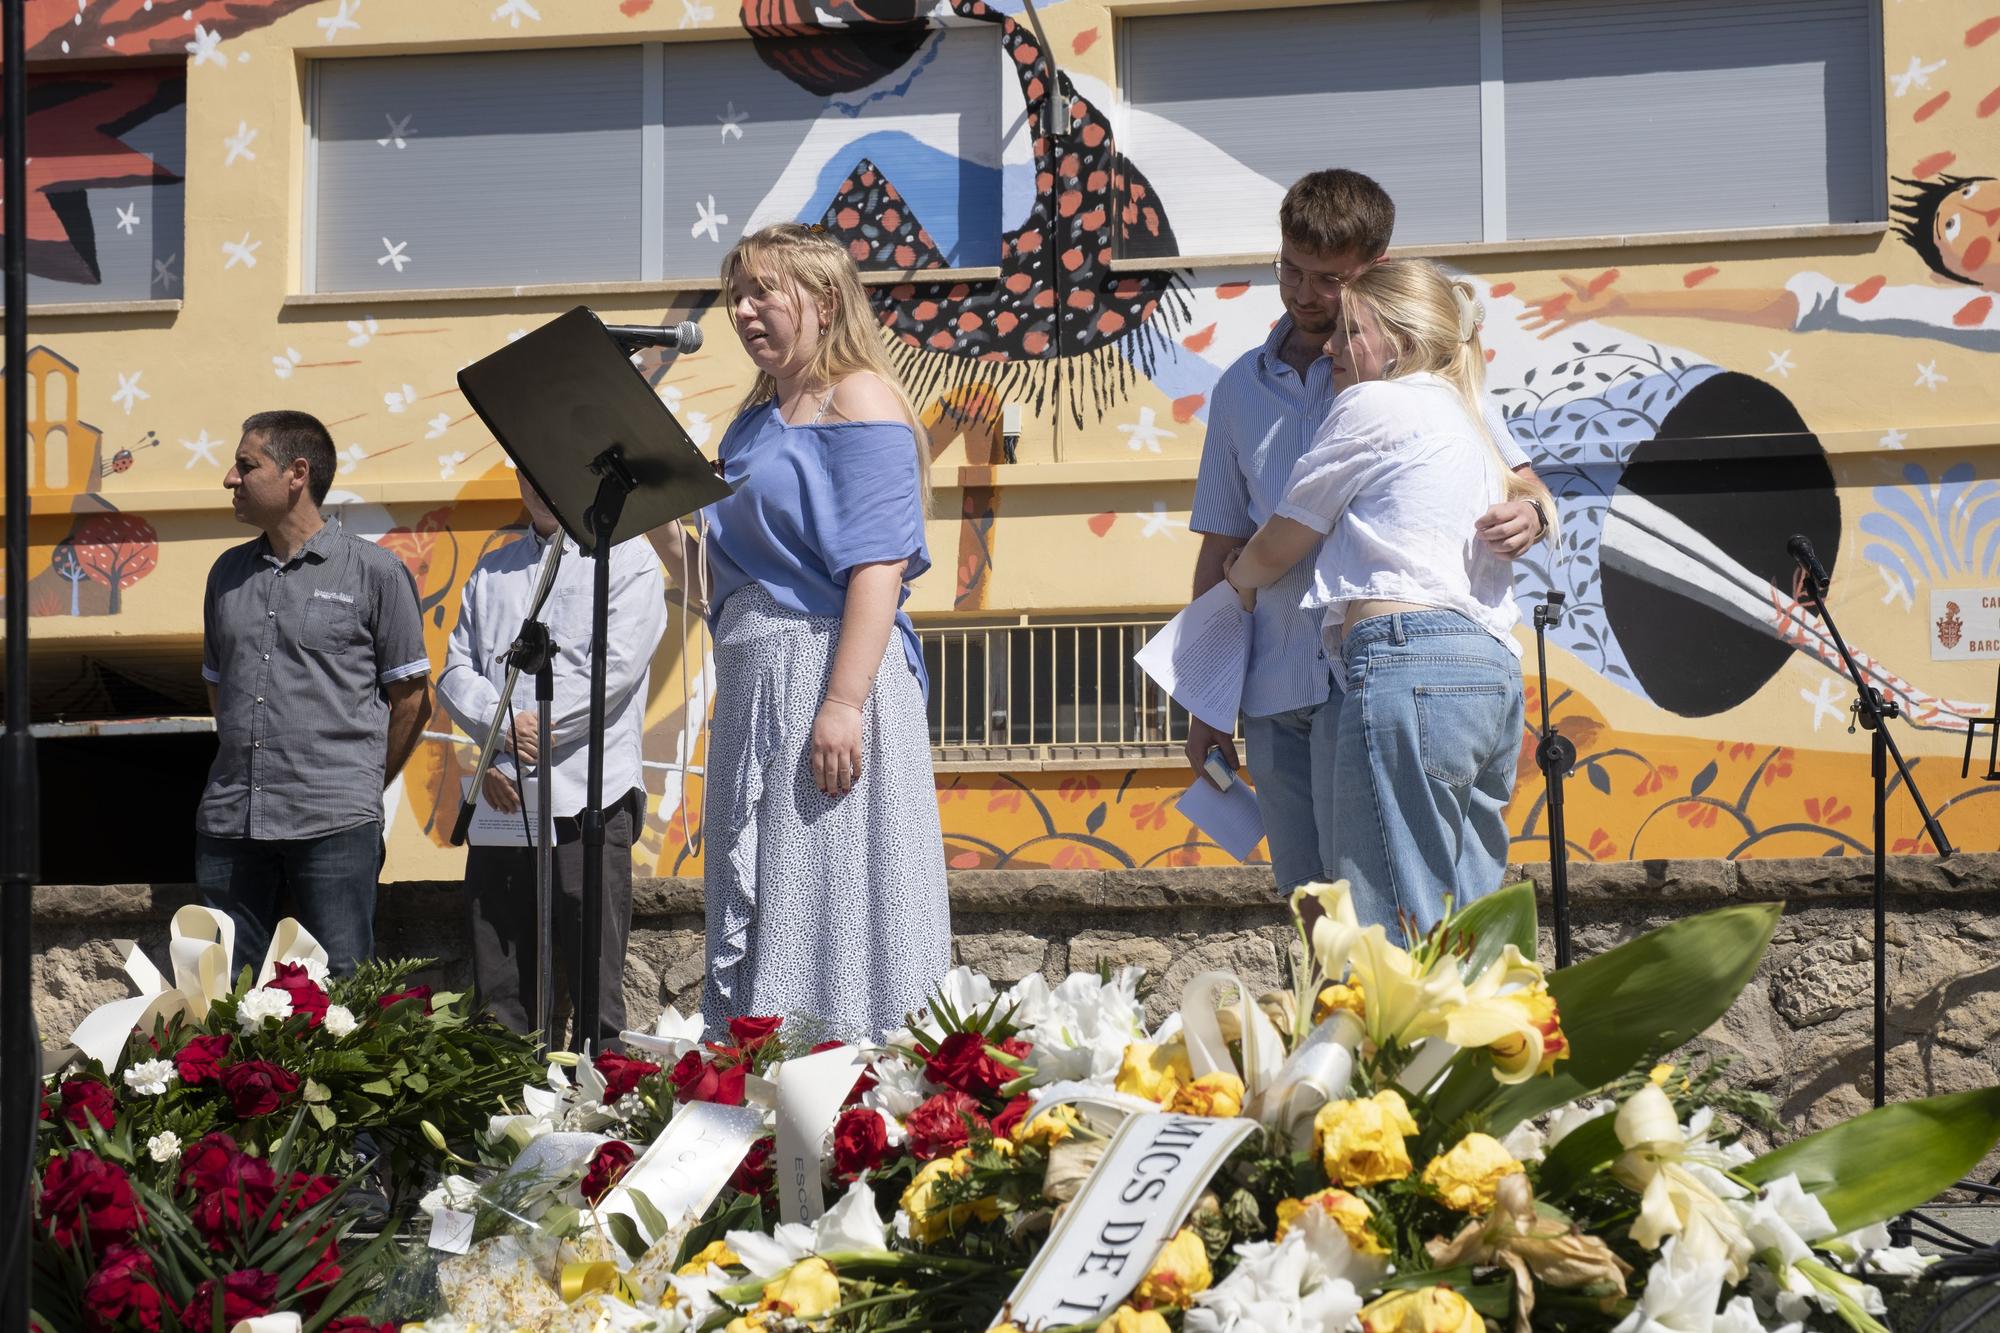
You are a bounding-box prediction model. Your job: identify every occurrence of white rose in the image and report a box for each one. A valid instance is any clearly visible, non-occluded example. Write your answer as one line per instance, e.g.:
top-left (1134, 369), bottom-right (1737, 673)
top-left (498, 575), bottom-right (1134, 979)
top-left (122, 1058), bottom-right (176, 1098)
top-left (147, 1131), bottom-right (183, 1163)
top-left (237, 988), bottom-right (295, 1031)
top-left (323, 1004), bottom-right (358, 1038)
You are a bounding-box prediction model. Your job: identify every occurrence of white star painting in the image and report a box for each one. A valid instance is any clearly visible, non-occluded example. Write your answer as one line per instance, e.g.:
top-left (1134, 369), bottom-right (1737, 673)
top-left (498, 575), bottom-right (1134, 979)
top-left (222, 234), bottom-right (261, 270)
top-left (378, 238), bottom-right (411, 273)
top-left (376, 115), bottom-right (416, 150)
top-left (112, 372), bottom-right (150, 416)
top-left (115, 203), bottom-right (141, 235)
top-left (223, 122), bottom-right (258, 167)
top-left (186, 24), bottom-right (226, 68)
top-left (317, 0), bottom-right (362, 41)
top-left (183, 430), bottom-right (224, 469)
top-left (1116, 407), bottom-right (1175, 454)
top-left (492, 0), bottom-right (542, 27)
top-left (692, 196), bottom-right (728, 243)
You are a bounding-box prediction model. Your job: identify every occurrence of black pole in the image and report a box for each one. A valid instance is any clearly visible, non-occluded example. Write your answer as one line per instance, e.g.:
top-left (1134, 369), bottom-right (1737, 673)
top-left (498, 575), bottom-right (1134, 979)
top-left (2, 0), bottom-right (42, 1325)
top-left (579, 447), bottom-right (635, 1051)
top-left (1533, 593), bottom-right (1574, 968)
top-left (1871, 697), bottom-right (1889, 1110)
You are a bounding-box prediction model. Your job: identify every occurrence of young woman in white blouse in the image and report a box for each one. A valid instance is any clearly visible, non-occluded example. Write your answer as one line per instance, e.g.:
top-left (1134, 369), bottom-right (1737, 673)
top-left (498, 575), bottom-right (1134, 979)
top-left (1225, 258), bottom-right (1556, 939)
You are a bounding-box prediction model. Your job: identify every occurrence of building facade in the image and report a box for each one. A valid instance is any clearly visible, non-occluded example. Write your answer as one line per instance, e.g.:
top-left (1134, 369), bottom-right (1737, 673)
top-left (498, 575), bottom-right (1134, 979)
top-left (4, 0), bottom-right (1997, 882)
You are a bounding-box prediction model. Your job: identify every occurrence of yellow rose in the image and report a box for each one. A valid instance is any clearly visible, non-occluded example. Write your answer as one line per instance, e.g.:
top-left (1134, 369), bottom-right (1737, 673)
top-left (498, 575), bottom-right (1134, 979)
top-left (1131, 1228), bottom-right (1212, 1309)
top-left (1099, 1306), bottom-right (1173, 1333)
top-left (1115, 1041), bottom-right (1192, 1104)
top-left (762, 1256), bottom-right (841, 1319)
top-left (1358, 1285), bottom-right (1486, 1333)
top-left (1314, 980), bottom-right (1367, 1023)
top-left (1274, 1187), bottom-right (1387, 1254)
top-left (1011, 1104), bottom-right (1081, 1147)
top-left (1422, 1133), bottom-right (1525, 1214)
top-left (1314, 1090), bottom-right (1419, 1187)
top-left (899, 1149), bottom-right (996, 1243)
top-left (1167, 1072), bottom-right (1246, 1119)
top-left (676, 1238), bottom-right (741, 1275)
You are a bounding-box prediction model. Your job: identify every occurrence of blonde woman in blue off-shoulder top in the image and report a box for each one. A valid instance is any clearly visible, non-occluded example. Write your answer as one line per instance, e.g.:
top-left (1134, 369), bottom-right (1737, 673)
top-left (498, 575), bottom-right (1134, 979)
top-left (650, 223), bottom-right (948, 1042)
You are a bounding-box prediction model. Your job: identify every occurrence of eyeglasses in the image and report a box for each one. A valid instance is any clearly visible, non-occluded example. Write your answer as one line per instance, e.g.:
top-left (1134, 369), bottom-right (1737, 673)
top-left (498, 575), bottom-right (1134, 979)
top-left (1273, 259), bottom-right (1358, 301)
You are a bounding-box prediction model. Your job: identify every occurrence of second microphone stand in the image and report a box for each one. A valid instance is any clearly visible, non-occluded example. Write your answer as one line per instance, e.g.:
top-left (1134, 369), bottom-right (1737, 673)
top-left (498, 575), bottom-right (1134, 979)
top-left (1533, 592), bottom-right (1575, 968)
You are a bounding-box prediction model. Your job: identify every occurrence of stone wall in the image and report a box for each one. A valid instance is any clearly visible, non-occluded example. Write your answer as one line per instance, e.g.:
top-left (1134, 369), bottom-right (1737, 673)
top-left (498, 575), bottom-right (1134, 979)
top-left (28, 855), bottom-right (2000, 1177)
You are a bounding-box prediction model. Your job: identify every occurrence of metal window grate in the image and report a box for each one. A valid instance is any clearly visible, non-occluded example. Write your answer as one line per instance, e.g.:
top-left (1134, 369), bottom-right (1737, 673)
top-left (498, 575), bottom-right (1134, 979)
top-left (917, 618), bottom-right (1231, 765)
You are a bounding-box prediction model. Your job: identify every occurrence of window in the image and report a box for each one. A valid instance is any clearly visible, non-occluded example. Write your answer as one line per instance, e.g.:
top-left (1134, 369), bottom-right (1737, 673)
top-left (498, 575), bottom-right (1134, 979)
top-left (1116, 0), bottom-right (1880, 258)
top-left (16, 66), bottom-right (184, 306)
top-left (306, 27), bottom-right (1004, 294)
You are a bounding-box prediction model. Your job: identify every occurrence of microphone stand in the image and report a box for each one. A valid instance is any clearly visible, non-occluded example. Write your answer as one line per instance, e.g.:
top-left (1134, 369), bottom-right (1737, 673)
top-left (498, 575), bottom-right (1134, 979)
top-left (450, 535), bottom-right (565, 1050)
top-left (1791, 550), bottom-right (1953, 1247)
top-left (1532, 592), bottom-right (1575, 968)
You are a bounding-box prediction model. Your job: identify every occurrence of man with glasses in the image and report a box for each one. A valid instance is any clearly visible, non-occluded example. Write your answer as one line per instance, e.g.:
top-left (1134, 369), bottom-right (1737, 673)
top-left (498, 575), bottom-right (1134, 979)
top-left (1187, 169), bottom-right (1547, 895)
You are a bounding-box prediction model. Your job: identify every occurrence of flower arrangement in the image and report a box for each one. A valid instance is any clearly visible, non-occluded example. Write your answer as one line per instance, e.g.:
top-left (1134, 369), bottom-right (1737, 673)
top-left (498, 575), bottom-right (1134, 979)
top-left (400, 882), bottom-right (2000, 1333)
top-left (33, 910), bottom-right (545, 1332)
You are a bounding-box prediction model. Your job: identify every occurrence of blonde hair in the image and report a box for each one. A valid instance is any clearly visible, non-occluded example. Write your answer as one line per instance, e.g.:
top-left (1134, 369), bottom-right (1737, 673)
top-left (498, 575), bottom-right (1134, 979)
top-left (721, 223), bottom-right (931, 510)
top-left (1340, 258), bottom-right (1557, 543)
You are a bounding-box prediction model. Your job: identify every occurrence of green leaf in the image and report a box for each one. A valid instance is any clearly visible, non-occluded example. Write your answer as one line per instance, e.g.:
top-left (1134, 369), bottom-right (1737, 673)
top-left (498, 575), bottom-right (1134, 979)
top-left (1741, 1087), bottom-right (2000, 1233)
top-left (1429, 902), bottom-right (1781, 1138)
top-left (1453, 882), bottom-right (1539, 978)
top-left (630, 1188), bottom-right (672, 1243)
top-left (607, 1211), bottom-right (648, 1262)
top-left (405, 1071), bottom-right (430, 1093)
top-left (360, 1078), bottom-right (395, 1097)
top-left (1533, 1113), bottom-right (1622, 1201)
top-left (309, 1104), bottom-right (337, 1131)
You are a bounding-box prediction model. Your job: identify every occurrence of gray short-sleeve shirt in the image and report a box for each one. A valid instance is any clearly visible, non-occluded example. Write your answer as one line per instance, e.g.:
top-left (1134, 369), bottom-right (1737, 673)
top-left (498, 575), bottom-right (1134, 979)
top-left (199, 523), bottom-right (431, 840)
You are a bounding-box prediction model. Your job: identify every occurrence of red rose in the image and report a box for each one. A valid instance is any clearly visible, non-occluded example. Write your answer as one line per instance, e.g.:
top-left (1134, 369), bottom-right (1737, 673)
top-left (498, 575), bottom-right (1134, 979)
top-left (219, 1061), bottom-right (300, 1118)
top-left (580, 1140), bottom-right (637, 1205)
top-left (727, 1015), bottom-right (783, 1052)
top-left (181, 1270), bottom-right (278, 1328)
top-left (923, 1032), bottom-right (1019, 1099)
top-left (990, 1093), bottom-right (1036, 1142)
top-left (285, 1172), bottom-right (340, 1216)
top-left (82, 1243), bottom-right (163, 1333)
top-left (297, 1240), bottom-right (343, 1307)
top-left (594, 1050), bottom-right (663, 1104)
top-left (179, 1134), bottom-right (278, 1245)
top-left (38, 1149), bottom-right (143, 1249)
top-left (668, 1052), bottom-right (747, 1106)
top-left (903, 1090), bottom-right (988, 1161)
top-left (730, 1135), bottom-right (774, 1196)
top-left (831, 1106), bottom-right (890, 1180)
top-left (264, 962), bottom-right (329, 1028)
top-left (174, 1034), bottom-right (232, 1086)
top-left (59, 1079), bottom-right (118, 1132)
top-left (376, 985), bottom-right (433, 1014)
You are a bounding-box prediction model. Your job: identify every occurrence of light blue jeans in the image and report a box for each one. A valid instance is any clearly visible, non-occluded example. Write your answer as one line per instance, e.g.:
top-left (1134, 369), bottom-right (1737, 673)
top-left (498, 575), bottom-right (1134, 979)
top-left (1242, 676), bottom-right (1343, 891)
top-left (1333, 611), bottom-right (1523, 941)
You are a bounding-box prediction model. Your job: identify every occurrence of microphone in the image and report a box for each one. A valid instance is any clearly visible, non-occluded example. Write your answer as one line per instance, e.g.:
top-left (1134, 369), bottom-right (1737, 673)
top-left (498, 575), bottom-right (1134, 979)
top-left (604, 320), bottom-right (703, 353)
top-left (1788, 534), bottom-right (1829, 590)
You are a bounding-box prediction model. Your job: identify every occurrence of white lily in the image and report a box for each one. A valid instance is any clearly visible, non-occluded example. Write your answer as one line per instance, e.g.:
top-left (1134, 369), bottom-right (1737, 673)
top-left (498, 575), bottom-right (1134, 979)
top-left (1186, 1208), bottom-right (1368, 1333)
top-left (1547, 1098), bottom-right (1616, 1149)
top-left (419, 1174), bottom-right (481, 1215)
top-left (907, 965), bottom-right (998, 1040)
top-left (1613, 1086), bottom-right (1755, 1281)
top-left (861, 1052), bottom-right (932, 1121)
top-left (1345, 924), bottom-right (1467, 1051)
top-left (1004, 967), bottom-right (1148, 1085)
top-left (1293, 880), bottom-right (1364, 986)
top-left (622, 1005), bottom-right (707, 1062)
top-left (1613, 1239), bottom-right (1765, 1333)
top-left (725, 1179), bottom-right (889, 1278)
top-left (1738, 1174), bottom-right (1836, 1269)
top-left (1823, 1220), bottom-right (1934, 1278)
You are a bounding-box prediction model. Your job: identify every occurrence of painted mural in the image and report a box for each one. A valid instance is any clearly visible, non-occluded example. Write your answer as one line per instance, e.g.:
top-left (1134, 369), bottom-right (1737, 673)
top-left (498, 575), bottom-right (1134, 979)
top-left (1, 0), bottom-right (1996, 882)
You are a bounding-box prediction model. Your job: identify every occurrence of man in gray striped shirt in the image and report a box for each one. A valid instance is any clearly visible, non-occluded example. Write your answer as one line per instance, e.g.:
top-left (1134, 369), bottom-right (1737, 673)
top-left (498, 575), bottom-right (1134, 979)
top-left (198, 411), bottom-right (432, 975)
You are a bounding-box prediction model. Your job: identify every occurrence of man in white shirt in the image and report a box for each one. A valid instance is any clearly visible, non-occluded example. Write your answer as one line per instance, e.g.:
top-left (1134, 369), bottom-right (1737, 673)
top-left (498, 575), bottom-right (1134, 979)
top-left (1189, 170), bottom-right (1548, 893)
top-left (437, 472), bottom-right (667, 1045)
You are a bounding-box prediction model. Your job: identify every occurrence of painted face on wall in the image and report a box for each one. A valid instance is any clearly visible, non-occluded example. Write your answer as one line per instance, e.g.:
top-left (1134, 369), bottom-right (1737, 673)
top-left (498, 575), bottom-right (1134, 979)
top-left (1275, 239), bottom-right (1371, 342)
top-left (1325, 299), bottom-right (1394, 384)
top-left (728, 266), bottom-right (827, 382)
top-left (223, 433), bottom-right (299, 530)
top-left (1934, 179), bottom-right (2000, 288)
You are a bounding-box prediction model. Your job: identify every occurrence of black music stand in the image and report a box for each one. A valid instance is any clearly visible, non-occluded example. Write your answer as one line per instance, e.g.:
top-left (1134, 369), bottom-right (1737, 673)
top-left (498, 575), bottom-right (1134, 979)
top-left (457, 307), bottom-right (729, 1051)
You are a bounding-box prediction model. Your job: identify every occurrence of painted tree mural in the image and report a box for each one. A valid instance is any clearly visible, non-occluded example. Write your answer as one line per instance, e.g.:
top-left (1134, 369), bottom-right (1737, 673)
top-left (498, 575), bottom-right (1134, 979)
top-left (70, 512), bottom-right (157, 615)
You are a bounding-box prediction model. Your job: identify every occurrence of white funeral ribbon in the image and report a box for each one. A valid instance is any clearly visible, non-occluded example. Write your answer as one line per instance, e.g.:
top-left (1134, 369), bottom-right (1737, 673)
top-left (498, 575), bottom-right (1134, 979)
top-left (992, 1112), bottom-right (1259, 1330)
top-left (232, 1317), bottom-right (302, 1333)
top-left (1180, 971), bottom-right (1286, 1100)
top-left (1393, 1037), bottom-right (1462, 1098)
top-left (63, 907), bottom-right (325, 1074)
top-left (1245, 1011), bottom-right (1363, 1150)
top-left (1027, 1080), bottom-right (1163, 1133)
top-left (772, 1044), bottom-right (866, 1225)
top-left (598, 1100), bottom-right (767, 1246)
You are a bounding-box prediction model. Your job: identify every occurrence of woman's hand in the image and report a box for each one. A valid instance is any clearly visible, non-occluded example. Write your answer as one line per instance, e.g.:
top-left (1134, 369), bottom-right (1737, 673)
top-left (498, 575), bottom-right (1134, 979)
top-left (481, 766), bottom-right (523, 814)
top-left (811, 697), bottom-right (865, 796)
top-left (1222, 549), bottom-right (1257, 613)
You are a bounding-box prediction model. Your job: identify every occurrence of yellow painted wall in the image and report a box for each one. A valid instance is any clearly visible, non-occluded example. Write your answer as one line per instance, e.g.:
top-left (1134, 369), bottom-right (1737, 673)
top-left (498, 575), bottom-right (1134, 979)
top-left (3, 0), bottom-right (1996, 881)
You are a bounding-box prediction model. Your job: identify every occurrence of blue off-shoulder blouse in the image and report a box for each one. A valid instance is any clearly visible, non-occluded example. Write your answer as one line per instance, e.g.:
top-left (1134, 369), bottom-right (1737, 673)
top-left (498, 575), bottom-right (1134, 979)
top-left (704, 400), bottom-right (932, 696)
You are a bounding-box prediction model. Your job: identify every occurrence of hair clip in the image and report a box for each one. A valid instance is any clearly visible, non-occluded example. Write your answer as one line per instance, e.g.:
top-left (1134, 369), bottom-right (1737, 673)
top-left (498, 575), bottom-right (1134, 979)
top-left (806, 222), bottom-right (829, 236)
